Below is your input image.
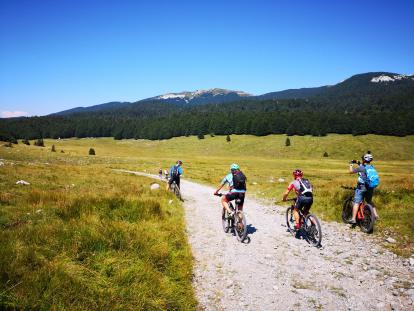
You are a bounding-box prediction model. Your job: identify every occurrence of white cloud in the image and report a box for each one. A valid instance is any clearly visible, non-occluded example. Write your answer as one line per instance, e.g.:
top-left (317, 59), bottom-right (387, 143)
top-left (1, 110), bottom-right (29, 118)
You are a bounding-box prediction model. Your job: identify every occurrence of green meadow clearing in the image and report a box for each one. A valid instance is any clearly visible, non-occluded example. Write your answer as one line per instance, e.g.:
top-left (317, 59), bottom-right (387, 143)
top-left (0, 147), bottom-right (197, 309)
top-left (1, 134), bottom-right (413, 309)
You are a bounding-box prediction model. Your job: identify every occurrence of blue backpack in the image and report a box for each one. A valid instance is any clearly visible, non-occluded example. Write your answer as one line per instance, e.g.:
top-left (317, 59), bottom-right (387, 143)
top-left (365, 165), bottom-right (379, 188)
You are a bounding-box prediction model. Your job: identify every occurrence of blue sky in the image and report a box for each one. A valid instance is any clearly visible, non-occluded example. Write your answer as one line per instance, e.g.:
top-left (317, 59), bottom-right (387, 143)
top-left (1, 0), bottom-right (413, 116)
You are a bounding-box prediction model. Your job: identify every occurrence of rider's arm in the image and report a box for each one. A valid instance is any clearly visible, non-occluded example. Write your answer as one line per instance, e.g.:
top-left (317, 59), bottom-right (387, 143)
top-left (282, 184), bottom-right (294, 201)
top-left (214, 183), bottom-right (224, 195)
top-left (349, 162), bottom-right (355, 174)
top-left (214, 176), bottom-right (228, 194)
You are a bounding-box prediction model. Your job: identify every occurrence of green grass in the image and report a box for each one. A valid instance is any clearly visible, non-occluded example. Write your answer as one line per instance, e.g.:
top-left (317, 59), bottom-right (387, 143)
top-left (1, 133), bottom-right (413, 308)
top-left (0, 154), bottom-right (196, 310)
top-left (24, 134), bottom-right (413, 255)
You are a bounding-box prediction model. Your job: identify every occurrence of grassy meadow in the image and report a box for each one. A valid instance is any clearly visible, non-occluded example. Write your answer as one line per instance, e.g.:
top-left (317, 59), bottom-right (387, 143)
top-left (0, 134), bottom-right (413, 308)
top-left (0, 147), bottom-right (197, 310)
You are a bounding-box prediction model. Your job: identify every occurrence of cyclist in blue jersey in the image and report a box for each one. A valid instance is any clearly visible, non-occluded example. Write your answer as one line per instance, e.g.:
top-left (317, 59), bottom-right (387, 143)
top-left (166, 160), bottom-right (183, 190)
top-left (348, 153), bottom-right (379, 224)
top-left (214, 164), bottom-right (247, 217)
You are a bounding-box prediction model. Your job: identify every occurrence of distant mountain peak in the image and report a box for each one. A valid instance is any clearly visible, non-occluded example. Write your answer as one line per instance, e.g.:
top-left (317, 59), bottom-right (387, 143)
top-left (154, 88), bottom-right (251, 101)
top-left (370, 73), bottom-right (413, 83)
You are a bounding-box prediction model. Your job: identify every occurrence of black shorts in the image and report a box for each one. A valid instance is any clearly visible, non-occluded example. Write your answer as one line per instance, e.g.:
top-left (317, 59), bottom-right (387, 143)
top-left (295, 195), bottom-right (313, 213)
top-left (224, 192), bottom-right (245, 206)
top-left (168, 176), bottom-right (180, 188)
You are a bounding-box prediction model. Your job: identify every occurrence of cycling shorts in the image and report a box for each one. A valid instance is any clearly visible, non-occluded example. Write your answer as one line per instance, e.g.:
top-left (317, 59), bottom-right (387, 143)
top-left (295, 195), bottom-right (313, 212)
top-left (224, 192), bottom-right (245, 206)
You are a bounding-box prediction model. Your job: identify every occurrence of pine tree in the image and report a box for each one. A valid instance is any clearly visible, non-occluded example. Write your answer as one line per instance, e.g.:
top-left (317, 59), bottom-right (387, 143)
top-left (89, 148), bottom-right (96, 155)
top-left (323, 151), bottom-right (329, 157)
top-left (197, 134), bottom-right (205, 140)
top-left (285, 137), bottom-right (291, 146)
top-left (34, 138), bottom-right (45, 147)
top-left (226, 134), bottom-right (231, 142)
top-left (51, 144), bottom-right (56, 152)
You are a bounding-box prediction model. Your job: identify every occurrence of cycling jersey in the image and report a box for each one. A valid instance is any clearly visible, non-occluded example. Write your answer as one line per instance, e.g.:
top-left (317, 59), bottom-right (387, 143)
top-left (221, 173), bottom-right (246, 193)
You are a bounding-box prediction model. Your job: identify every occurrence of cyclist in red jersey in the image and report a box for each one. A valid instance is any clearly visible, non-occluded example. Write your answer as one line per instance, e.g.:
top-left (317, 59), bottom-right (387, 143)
top-left (282, 169), bottom-right (314, 230)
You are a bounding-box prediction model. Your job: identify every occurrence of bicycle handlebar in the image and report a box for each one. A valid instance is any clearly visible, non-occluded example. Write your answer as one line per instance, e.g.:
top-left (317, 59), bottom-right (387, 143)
top-left (214, 193), bottom-right (223, 197)
top-left (341, 186), bottom-right (356, 190)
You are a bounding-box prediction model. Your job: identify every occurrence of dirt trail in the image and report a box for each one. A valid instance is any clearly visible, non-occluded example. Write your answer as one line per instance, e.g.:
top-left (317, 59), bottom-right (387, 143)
top-left (117, 170), bottom-right (414, 311)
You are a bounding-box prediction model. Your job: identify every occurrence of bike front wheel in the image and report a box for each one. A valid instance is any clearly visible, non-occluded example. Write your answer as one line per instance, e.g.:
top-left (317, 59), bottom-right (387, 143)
top-left (359, 203), bottom-right (375, 233)
top-left (342, 197), bottom-right (353, 224)
top-left (304, 214), bottom-right (322, 247)
top-left (222, 209), bottom-right (231, 233)
top-left (235, 211), bottom-right (247, 242)
top-left (286, 206), bottom-right (295, 233)
top-left (173, 184), bottom-right (182, 201)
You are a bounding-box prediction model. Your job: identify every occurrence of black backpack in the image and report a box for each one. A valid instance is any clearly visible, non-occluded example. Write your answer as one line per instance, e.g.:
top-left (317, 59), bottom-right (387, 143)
top-left (298, 178), bottom-right (313, 196)
top-left (232, 171), bottom-right (247, 190)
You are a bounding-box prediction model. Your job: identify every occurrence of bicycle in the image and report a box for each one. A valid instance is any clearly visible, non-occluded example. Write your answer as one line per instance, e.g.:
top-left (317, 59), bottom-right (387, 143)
top-left (215, 193), bottom-right (248, 242)
top-left (341, 186), bottom-right (375, 233)
top-left (285, 198), bottom-right (322, 247)
top-left (170, 180), bottom-right (183, 201)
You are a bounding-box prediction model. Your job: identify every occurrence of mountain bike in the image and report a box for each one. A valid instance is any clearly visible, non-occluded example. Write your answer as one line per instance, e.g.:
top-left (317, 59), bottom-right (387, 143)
top-left (285, 198), bottom-right (322, 247)
top-left (341, 186), bottom-right (375, 233)
top-left (170, 180), bottom-right (182, 201)
top-left (215, 193), bottom-right (248, 242)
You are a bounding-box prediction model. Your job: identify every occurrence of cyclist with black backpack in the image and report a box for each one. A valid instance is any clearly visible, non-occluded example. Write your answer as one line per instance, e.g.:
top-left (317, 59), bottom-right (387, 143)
top-left (166, 160), bottom-right (183, 191)
top-left (214, 164), bottom-right (247, 217)
top-left (348, 152), bottom-right (379, 224)
top-left (282, 169), bottom-right (313, 230)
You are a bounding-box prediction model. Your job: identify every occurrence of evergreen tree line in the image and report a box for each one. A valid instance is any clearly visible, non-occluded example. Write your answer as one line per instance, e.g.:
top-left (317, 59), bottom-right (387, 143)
top-left (1, 109), bottom-right (412, 142)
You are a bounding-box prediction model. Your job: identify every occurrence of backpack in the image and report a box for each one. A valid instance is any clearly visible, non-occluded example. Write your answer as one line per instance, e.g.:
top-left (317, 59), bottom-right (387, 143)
top-left (298, 178), bottom-right (313, 196)
top-left (232, 170), bottom-right (247, 190)
top-left (365, 165), bottom-right (379, 188)
top-left (172, 165), bottom-right (180, 177)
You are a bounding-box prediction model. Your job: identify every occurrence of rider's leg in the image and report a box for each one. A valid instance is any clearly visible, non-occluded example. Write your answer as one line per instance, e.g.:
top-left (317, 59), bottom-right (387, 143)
top-left (221, 195), bottom-right (234, 215)
top-left (364, 188), bottom-right (378, 218)
top-left (166, 178), bottom-right (172, 191)
top-left (351, 188), bottom-right (365, 223)
top-left (293, 208), bottom-right (300, 228)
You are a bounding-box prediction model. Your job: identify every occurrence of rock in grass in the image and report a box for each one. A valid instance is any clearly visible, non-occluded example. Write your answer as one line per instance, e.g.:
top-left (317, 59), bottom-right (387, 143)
top-left (150, 183), bottom-right (160, 190)
top-left (278, 178), bottom-right (285, 182)
top-left (386, 237), bottom-right (396, 244)
top-left (409, 258), bottom-right (414, 266)
top-left (16, 180), bottom-right (30, 185)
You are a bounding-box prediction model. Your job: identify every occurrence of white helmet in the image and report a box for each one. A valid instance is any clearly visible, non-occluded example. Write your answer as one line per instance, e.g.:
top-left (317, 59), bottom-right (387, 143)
top-left (363, 153), bottom-right (373, 162)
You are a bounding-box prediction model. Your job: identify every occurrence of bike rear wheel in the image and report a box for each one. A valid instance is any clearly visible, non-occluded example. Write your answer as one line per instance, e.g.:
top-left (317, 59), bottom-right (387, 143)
top-left (222, 209), bottom-right (231, 233)
top-left (235, 211), bottom-right (247, 242)
top-left (304, 214), bottom-right (322, 247)
top-left (286, 206), bottom-right (295, 233)
top-left (359, 203), bottom-right (375, 233)
top-left (342, 197), bottom-right (353, 223)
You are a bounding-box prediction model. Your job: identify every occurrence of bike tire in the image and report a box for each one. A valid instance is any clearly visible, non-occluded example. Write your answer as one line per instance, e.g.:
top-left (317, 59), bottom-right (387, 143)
top-left (342, 197), bottom-right (353, 224)
top-left (222, 209), bottom-right (231, 233)
top-left (286, 206), bottom-right (295, 233)
top-left (304, 214), bottom-right (322, 247)
top-left (173, 184), bottom-right (182, 201)
top-left (359, 203), bottom-right (375, 233)
top-left (235, 211), bottom-right (247, 242)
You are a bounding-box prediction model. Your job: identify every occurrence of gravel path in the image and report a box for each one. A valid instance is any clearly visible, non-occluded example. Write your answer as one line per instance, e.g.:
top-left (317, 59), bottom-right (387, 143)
top-left (117, 170), bottom-right (414, 311)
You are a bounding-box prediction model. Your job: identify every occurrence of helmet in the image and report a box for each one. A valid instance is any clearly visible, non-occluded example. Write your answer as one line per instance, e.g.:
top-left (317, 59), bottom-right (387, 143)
top-left (362, 153), bottom-right (373, 162)
top-left (293, 169), bottom-right (303, 178)
top-left (177, 160), bottom-right (183, 165)
top-left (230, 163), bottom-right (240, 171)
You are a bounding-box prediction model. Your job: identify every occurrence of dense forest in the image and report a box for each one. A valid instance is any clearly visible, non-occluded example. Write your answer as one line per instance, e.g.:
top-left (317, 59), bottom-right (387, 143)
top-left (1, 72), bottom-right (413, 141)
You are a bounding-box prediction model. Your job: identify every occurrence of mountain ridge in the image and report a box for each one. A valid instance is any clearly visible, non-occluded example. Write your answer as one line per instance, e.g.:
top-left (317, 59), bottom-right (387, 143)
top-left (50, 71), bottom-right (414, 116)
